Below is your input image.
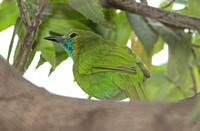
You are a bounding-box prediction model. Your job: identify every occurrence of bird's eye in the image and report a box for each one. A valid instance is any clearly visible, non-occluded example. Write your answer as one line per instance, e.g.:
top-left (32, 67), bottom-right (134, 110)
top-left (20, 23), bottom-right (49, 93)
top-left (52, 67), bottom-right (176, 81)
top-left (69, 33), bottom-right (77, 38)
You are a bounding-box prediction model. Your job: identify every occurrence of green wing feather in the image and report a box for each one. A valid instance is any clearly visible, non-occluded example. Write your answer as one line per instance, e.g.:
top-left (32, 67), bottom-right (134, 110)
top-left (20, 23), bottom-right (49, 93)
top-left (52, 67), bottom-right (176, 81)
top-left (76, 40), bottom-right (150, 101)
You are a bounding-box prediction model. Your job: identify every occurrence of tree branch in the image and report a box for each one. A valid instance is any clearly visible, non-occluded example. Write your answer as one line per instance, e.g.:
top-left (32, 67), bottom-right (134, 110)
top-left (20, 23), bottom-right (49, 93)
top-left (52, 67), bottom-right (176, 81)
top-left (17, 0), bottom-right (29, 30)
top-left (100, 0), bottom-right (200, 30)
top-left (19, 0), bottom-right (49, 73)
top-left (13, 0), bottom-right (49, 73)
top-left (192, 44), bottom-right (200, 48)
top-left (1, 57), bottom-right (200, 130)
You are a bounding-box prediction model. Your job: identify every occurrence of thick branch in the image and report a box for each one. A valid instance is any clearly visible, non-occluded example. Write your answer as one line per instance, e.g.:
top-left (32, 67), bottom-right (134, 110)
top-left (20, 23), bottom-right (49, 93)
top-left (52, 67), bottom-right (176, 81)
top-left (0, 57), bottom-right (200, 130)
top-left (100, 0), bottom-right (200, 30)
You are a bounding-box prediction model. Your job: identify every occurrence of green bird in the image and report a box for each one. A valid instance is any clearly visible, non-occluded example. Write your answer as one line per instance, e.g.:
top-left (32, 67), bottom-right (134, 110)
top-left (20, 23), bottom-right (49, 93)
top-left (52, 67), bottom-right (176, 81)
top-left (44, 29), bottom-right (151, 101)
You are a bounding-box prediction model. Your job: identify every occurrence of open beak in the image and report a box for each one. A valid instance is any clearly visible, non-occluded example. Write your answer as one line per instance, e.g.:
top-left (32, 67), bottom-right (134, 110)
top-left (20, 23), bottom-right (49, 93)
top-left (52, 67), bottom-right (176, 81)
top-left (44, 36), bottom-right (65, 43)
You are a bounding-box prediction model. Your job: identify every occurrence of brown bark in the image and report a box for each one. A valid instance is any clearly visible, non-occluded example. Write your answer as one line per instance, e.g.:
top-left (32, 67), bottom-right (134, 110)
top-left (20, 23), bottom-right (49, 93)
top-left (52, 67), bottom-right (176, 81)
top-left (0, 58), bottom-right (200, 130)
top-left (100, 0), bottom-right (200, 30)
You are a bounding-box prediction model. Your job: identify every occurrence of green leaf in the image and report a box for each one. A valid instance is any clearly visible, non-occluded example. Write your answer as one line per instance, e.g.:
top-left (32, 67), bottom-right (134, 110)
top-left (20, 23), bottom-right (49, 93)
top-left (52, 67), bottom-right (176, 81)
top-left (36, 16), bottom-right (91, 70)
top-left (96, 10), bottom-right (132, 45)
top-left (37, 30), bottom-right (56, 68)
top-left (0, 0), bottom-right (18, 31)
top-left (131, 32), bottom-right (152, 67)
top-left (45, 18), bottom-right (92, 34)
top-left (36, 54), bottom-right (46, 69)
top-left (110, 11), bottom-right (132, 45)
top-left (160, 0), bottom-right (187, 6)
top-left (48, 47), bottom-right (68, 76)
top-left (188, 0), bottom-right (200, 17)
top-left (166, 32), bottom-right (192, 87)
top-left (147, 18), bottom-right (192, 88)
top-left (127, 13), bottom-right (158, 54)
top-left (147, 18), bottom-right (180, 48)
top-left (193, 35), bottom-right (200, 68)
top-left (146, 64), bottom-right (186, 102)
top-left (68, 0), bottom-right (110, 27)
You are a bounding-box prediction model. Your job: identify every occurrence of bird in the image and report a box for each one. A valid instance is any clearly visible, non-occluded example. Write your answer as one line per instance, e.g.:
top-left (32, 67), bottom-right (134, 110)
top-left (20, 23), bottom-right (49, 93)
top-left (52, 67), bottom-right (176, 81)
top-left (44, 29), bottom-right (151, 101)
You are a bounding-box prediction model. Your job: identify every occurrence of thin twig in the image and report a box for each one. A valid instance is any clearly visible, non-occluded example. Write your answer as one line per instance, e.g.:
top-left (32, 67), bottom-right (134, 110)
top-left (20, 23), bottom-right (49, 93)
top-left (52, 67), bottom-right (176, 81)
top-left (17, 0), bottom-right (29, 30)
top-left (13, 31), bottom-right (31, 69)
top-left (140, 0), bottom-right (147, 4)
top-left (13, 0), bottom-right (49, 72)
top-left (7, 17), bottom-right (21, 63)
top-left (19, 28), bottom-right (37, 73)
top-left (192, 44), bottom-right (200, 48)
top-left (19, 0), bottom-right (49, 73)
top-left (191, 47), bottom-right (197, 60)
top-left (161, 0), bottom-right (176, 9)
top-left (189, 66), bottom-right (197, 94)
top-left (179, 92), bottom-right (200, 102)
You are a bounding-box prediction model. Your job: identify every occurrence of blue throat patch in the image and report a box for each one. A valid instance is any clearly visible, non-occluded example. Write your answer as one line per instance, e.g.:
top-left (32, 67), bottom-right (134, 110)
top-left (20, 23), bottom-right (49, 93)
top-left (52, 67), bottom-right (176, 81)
top-left (61, 39), bottom-right (74, 59)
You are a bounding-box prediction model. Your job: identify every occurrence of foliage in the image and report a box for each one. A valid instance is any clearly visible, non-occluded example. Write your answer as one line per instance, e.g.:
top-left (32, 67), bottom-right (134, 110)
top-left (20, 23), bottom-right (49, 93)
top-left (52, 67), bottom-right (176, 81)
top-left (0, 0), bottom-right (200, 104)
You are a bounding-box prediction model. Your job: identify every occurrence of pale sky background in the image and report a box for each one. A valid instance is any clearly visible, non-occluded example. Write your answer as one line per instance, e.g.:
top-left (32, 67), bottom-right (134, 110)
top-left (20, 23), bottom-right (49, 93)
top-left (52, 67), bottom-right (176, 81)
top-left (0, 0), bottom-right (183, 99)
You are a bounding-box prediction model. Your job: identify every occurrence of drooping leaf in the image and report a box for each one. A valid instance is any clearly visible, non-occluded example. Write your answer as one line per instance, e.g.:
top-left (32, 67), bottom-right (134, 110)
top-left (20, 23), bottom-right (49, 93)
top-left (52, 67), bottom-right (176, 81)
top-left (110, 11), bottom-right (132, 45)
top-left (36, 17), bottom-right (91, 69)
top-left (147, 18), bottom-right (180, 49)
top-left (37, 29), bottom-right (56, 68)
top-left (148, 18), bottom-right (194, 90)
top-left (48, 48), bottom-right (68, 75)
top-left (131, 31), bottom-right (164, 68)
top-left (36, 54), bottom-right (46, 69)
top-left (127, 13), bottom-right (158, 54)
top-left (131, 32), bottom-right (152, 67)
top-left (96, 10), bottom-right (132, 45)
top-left (0, 0), bottom-right (18, 31)
top-left (166, 32), bottom-right (192, 87)
top-left (68, 0), bottom-right (110, 27)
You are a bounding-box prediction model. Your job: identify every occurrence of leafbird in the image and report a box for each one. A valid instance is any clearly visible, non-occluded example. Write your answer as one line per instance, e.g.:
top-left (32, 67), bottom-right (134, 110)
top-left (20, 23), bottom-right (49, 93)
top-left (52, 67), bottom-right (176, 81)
top-left (44, 29), bottom-right (151, 101)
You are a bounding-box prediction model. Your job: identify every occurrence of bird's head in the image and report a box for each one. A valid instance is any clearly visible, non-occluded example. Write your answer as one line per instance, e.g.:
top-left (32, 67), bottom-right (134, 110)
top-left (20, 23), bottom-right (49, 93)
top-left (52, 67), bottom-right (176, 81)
top-left (44, 29), bottom-right (101, 59)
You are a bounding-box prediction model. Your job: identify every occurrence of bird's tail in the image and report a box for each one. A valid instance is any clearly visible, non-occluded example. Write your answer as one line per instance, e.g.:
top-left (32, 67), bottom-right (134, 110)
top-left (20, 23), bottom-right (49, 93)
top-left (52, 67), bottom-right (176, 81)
top-left (126, 82), bottom-right (149, 101)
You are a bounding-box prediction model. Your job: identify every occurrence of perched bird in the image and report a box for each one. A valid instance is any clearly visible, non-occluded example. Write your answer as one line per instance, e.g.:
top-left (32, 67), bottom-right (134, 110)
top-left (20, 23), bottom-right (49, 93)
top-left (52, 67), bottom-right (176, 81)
top-left (44, 29), bottom-right (151, 101)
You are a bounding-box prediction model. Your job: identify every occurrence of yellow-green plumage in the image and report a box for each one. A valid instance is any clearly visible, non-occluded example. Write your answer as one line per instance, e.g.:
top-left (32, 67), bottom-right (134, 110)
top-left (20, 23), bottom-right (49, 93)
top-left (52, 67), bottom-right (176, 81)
top-left (44, 29), bottom-right (151, 101)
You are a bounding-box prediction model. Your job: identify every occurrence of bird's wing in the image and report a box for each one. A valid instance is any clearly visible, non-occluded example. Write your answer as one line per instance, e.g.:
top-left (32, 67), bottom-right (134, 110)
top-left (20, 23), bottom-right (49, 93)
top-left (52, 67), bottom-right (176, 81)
top-left (77, 41), bottom-right (149, 101)
top-left (78, 44), bottom-right (138, 75)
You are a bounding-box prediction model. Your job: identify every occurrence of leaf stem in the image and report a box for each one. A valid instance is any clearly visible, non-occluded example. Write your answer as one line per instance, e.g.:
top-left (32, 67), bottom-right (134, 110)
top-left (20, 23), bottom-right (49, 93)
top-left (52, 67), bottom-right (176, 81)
top-left (161, 0), bottom-right (176, 9)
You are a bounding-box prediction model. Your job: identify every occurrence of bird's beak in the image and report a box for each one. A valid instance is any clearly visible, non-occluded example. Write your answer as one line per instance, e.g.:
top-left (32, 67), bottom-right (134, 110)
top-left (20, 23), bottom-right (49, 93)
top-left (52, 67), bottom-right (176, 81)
top-left (44, 36), bottom-right (65, 43)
